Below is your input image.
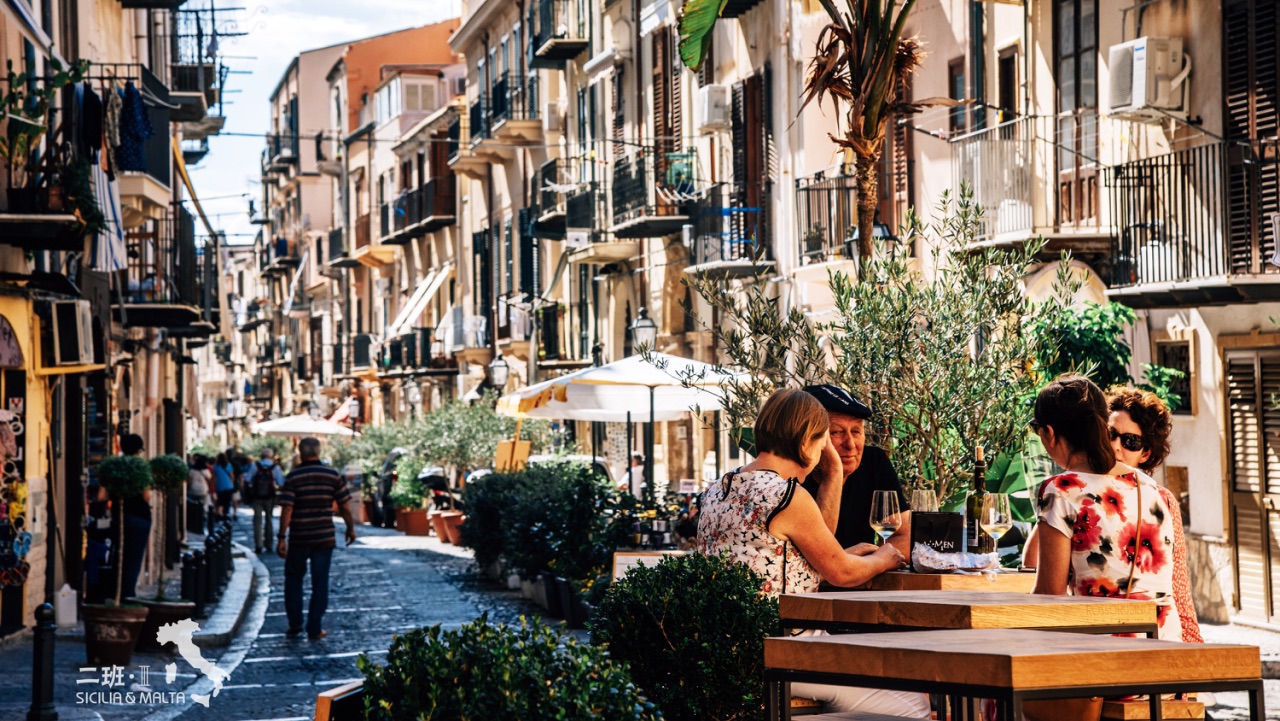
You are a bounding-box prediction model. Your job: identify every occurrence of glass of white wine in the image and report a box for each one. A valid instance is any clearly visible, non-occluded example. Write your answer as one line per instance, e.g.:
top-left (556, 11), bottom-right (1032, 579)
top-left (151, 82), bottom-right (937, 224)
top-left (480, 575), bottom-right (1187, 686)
top-left (869, 490), bottom-right (902, 544)
top-left (980, 493), bottom-right (1013, 545)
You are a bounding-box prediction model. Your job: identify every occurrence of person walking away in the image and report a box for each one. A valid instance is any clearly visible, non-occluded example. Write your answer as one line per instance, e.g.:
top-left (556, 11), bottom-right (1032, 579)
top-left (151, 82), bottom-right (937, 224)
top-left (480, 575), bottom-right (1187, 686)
top-left (212, 453), bottom-right (235, 520)
top-left (118, 433), bottom-right (152, 600)
top-left (276, 436), bottom-right (356, 640)
top-left (249, 449), bottom-right (286, 554)
top-left (187, 455), bottom-right (211, 533)
top-left (228, 449), bottom-right (245, 517)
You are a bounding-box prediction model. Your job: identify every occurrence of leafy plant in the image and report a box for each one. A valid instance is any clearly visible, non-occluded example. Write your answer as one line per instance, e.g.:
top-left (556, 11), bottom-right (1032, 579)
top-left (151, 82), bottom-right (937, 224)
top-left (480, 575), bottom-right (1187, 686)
top-left (590, 553), bottom-right (780, 721)
top-left (418, 392), bottom-right (549, 478)
top-left (458, 470), bottom-right (530, 570)
top-left (0, 57), bottom-right (91, 192)
top-left (681, 188), bottom-right (1076, 506)
top-left (358, 615), bottom-right (662, 721)
top-left (187, 437), bottom-right (222, 459)
top-left (96, 455), bottom-right (153, 500)
top-left (149, 454), bottom-right (190, 494)
top-left (386, 473), bottom-right (426, 510)
top-left (240, 435), bottom-right (292, 463)
top-left (1029, 300), bottom-right (1185, 410)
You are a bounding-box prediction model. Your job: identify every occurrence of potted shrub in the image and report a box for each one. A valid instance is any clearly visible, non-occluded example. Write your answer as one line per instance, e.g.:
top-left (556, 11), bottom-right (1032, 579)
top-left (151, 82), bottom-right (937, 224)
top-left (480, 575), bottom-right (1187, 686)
top-left (387, 474), bottom-right (430, 536)
top-left (591, 553), bottom-right (781, 721)
top-left (345, 615), bottom-right (661, 721)
top-left (134, 455), bottom-right (195, 651)
top-left (82, 455), bottom-right (153, 666)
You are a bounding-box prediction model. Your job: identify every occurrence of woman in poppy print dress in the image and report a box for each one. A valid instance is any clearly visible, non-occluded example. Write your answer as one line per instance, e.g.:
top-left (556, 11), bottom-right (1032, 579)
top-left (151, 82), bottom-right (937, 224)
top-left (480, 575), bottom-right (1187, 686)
top-left (1030, 375), bottom-right (1183, 641)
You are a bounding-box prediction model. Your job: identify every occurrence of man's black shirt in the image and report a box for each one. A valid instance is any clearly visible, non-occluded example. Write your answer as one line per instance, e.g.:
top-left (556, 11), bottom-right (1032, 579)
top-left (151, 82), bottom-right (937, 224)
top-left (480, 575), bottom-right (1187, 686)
top-left (801, 446), bottom-right (910, 548)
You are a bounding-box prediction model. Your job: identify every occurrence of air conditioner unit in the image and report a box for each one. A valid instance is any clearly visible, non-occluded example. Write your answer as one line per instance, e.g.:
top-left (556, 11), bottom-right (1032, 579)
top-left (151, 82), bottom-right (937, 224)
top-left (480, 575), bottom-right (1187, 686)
top-left (454, 77), bottom-right (467, 97)
top-left (697, 84), bottom-right (731, 134)
top-left (567, 229), bottom-right (590, 248)
top-left (51, 300), bottom-right (94, 366)
top-left (1107, 37), bottom-right (1191, 120)
top-left (543, 101), bottom-right (561, 133)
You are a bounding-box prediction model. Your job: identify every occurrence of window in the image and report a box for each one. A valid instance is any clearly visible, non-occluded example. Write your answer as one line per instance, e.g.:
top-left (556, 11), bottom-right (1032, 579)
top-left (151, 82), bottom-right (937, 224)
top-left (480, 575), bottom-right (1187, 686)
top-left (503, 218), bottom-right (514, 295)
top-left (1054, 0), bottom-right (1098, 226)
top-left (948, 59), bottom-right (966, 134)
top-left (1156, 341), bottom-right (1193, 415)
top-left (997, 49), bottom-right (1018, 121)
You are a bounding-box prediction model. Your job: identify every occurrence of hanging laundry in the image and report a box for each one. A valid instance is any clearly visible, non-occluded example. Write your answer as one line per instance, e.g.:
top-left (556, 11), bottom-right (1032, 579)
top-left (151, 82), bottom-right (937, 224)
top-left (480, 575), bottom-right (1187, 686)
top-left (102, 84), bottom-right (122, 179)
top-left (77, 81), bottom-right (103, 163)
top-left (116, 81), bottom-right (154, 173)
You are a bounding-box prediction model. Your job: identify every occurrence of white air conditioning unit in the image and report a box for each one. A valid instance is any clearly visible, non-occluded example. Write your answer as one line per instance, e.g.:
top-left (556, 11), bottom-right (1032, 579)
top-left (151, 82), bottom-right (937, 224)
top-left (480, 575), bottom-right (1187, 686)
top-left (1107, 37), bottom-right (1191, 121)
top-left (567, 229), bottom-right (590, 248)
top-left (543, 101), bottom-right (561, 133)
top-left (51, 300), bottom-right (94, 366)
top-left (697, 84), bottom-right (731, 134)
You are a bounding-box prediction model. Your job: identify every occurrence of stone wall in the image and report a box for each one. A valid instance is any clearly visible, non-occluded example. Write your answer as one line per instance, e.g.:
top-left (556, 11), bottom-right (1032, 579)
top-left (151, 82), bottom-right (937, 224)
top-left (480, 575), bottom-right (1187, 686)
top-left (1187, 533), bottom-right (1235, 624)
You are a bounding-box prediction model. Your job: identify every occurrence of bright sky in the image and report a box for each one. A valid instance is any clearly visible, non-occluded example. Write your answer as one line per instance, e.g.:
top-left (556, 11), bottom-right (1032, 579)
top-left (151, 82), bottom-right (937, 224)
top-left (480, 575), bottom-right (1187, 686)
top-left (187, 0), bottom-right (463, 246)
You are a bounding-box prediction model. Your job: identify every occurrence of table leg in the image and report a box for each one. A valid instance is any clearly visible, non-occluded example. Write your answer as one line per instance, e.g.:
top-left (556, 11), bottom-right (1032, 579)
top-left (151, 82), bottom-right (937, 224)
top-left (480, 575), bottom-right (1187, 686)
top-left (1249, 680), bottom-right (1266, 721)
top-left (1010, 693), bottom-right (1023, 721)
top-left (765, 678), bottom-right (777, 721)
top-left (782, 681), bottom-right (793, 721)
top-left (1147, 693), bottom-right (1162, 720)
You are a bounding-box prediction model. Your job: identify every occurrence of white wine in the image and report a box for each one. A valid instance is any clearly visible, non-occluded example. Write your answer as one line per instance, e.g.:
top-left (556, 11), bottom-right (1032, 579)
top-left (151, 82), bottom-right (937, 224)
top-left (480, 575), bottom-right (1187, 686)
top-left (980, 522), bottom-right (1012, 540)
top-left (965, 446), bottom-right (994, 553)
top-left (870, 522), bottom-right (899, 539)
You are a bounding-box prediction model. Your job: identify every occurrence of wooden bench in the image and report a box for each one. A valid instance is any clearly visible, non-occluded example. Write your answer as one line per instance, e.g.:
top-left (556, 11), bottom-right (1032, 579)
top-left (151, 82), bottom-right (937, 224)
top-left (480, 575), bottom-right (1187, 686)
top-left (791, 696), bottom-right (824, 715)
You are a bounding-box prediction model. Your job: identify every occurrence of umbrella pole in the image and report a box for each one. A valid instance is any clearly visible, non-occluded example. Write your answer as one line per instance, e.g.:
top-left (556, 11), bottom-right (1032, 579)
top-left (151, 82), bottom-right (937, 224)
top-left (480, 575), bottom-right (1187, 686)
top-left (645, 386), bottom-right (655, 508)
top-left (626, 412), bottom-right (632, 498)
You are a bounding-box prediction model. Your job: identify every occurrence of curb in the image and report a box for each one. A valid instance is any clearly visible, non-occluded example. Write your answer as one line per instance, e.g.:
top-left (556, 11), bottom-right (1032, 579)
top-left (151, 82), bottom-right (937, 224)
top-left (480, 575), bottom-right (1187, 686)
top-left (194, 542), bottom-right (260, 648)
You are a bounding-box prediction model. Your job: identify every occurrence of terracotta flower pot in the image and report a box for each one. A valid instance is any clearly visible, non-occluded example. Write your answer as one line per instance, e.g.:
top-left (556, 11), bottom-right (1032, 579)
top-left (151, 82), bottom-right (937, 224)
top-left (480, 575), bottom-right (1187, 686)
top-left (83, 604), bottom-right (149, 666)
top-left (440, 511), bottom-right (465, 545)
top-left (134, 598), bottom-right (196, 652)
top-left (429, 510), bottom-right (450, 541)
top-left (400, 509), bottom-right (431, 536)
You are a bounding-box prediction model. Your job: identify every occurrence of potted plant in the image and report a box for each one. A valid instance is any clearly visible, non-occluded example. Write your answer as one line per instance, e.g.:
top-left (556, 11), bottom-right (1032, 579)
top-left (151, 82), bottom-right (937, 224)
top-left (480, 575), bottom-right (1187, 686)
top-left (590, 553), bottom-right (781, 721)
top-left (342, 615), bottom-right (661, 721)
top-left (135, 455), bottom-right (195, 651)
top-left (0, 58), bottom-right (90, 212)
top-left (387, 474), bottom-right (430, 536)
top-left (802, 223), bottom-right (826, 262)
top-left (82, 455), bottom-right (153, 666)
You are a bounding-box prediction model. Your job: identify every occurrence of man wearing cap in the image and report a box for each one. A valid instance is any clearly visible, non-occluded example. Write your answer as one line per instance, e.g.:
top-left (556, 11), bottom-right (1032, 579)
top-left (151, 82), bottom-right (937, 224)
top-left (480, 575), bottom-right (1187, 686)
top-left (801, 384), bottom-right (911, 556)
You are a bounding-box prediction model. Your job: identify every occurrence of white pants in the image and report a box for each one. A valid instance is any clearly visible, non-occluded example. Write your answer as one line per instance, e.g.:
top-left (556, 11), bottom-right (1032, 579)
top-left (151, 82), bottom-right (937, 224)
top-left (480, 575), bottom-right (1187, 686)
top-left (792, 681), bottom-right (931, 718)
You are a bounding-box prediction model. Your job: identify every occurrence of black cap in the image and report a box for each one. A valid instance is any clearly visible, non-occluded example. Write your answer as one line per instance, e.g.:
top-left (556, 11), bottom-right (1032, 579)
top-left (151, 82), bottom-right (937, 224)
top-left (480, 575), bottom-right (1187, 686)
top-left (803, 384), bottom-right (872, 419)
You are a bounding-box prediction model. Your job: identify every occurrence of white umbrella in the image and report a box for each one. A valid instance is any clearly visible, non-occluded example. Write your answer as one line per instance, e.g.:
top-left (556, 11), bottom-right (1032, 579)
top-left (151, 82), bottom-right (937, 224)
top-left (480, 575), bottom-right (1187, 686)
top-left (252, 414), bottom-right (356, 437)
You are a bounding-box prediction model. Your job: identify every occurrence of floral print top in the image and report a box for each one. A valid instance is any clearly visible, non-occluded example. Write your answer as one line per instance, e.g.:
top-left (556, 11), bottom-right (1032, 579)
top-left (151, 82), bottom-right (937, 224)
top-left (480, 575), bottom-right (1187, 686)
top-left (1038, 469), bottom-right (1183, 641)
top-left (697, 469), bottom-right (821, 598)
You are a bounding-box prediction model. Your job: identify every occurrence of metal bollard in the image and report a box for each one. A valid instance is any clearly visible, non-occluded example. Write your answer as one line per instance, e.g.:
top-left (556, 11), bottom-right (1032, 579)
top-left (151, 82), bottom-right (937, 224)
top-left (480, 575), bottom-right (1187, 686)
top-left (180, 551), bottom-right (195, 603)
top-left (193, 549), bottom-right (207, 618)
top-left (28, 603), bottom-right (56, 721)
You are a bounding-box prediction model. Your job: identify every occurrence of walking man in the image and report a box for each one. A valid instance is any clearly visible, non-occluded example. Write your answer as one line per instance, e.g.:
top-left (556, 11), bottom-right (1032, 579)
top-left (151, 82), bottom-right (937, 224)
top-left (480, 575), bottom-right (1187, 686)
top-left (276, 437), bottom-right (356, 640)
top-left (249, 448), bottom-right (286, 554)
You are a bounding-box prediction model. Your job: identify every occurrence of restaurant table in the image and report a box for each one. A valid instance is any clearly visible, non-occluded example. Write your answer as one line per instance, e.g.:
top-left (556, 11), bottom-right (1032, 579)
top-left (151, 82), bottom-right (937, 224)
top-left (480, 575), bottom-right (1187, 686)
top-left (863, 570), bottom-right (1038, 593)
top-left (779, 590), bottom-right (1159, 636)
top-left (764, 628), bottom-right (1263, 721)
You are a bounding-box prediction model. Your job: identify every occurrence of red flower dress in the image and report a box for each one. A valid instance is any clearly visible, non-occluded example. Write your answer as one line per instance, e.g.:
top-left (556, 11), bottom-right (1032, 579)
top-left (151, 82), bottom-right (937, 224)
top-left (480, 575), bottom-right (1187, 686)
top-left (1038, 470), bottom-right (1183, 641)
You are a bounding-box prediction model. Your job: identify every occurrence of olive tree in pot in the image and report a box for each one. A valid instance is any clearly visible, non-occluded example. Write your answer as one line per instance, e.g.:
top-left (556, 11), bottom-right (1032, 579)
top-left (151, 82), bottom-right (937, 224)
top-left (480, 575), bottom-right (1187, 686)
top-left (346, 614), bottom-right (662, 721)
top-left (135, 454), bottom-right (195, 651)
top-left (591, 553), bottom-right (781, 721)
top-left (82, 455), bottom-right (153, 665)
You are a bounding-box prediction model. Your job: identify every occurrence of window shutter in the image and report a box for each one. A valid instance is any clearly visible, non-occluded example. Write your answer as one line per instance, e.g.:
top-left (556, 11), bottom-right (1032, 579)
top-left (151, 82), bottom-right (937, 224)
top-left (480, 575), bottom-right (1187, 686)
top-left (653, 28), bottom-right (670, 180)
top-left (504, 219), bottom-right (514, 295)
top-left (731, 80), bottom-right (746, 185)
top-left (1228, 354), bottom-right (1267, 619)
top-left (670, 25), bottom-right (683, 153)
top-left (613, 67), bottom-right (625, 156)
top-left (518, 207), bottom-right (537, 296)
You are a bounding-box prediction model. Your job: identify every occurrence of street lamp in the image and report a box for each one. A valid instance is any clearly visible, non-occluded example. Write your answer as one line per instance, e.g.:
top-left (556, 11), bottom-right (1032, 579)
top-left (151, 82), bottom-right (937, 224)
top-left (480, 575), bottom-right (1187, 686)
top-left (346, 396), bottom-right (359, 435)
top-left (629, 308), bottom-right (659, 507)
top-left (629, 307), bottom-right (658, 352)
top-left (488, 354), bottom-right (510, 390)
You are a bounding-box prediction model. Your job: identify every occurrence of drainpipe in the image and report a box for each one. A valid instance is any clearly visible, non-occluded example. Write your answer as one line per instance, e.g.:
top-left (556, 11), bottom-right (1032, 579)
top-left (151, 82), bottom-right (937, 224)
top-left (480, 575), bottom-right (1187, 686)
top-left (970, 1), bottom-right (987, 131)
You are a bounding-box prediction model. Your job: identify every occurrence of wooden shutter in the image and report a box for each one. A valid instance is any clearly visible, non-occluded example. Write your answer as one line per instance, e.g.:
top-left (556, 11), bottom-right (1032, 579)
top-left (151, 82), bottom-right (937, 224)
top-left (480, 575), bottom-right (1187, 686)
top-left (1228, 353), bottom-right (1268, 620)
top-left (670, 25), bottom-right (683, 153)
top-left (503, 218), bottom-right (514, 295)
top-left (653, 27), bottom-right (670, 184)
top-left (731, 80), bottom-right (746, 184)
top-left (1223, 0), bottom-right (1280, 275)
top-left (518, 207), bottom-right (537, 296)
top-left (613, 67), bottom-right (625, 156)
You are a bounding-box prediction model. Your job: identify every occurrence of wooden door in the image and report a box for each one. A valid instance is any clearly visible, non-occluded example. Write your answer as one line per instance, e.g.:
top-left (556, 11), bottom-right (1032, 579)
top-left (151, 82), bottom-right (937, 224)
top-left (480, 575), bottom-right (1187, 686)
top-left (1226, 351), bottom-right (1280, 621)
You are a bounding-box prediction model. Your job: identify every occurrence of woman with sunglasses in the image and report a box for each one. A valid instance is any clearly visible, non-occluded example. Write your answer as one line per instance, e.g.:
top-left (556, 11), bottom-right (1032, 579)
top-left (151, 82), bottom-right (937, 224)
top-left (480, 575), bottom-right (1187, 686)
top-left (1029, 375), bottom-right (1184, 641)
top-left (1107, 386), bottom-right (1203, 643)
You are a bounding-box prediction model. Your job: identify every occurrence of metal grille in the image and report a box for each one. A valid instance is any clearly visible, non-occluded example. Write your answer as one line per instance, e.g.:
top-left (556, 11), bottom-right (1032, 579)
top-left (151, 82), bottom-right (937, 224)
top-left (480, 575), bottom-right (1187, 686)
top-left (950, 116), bottom-right (1036, 241)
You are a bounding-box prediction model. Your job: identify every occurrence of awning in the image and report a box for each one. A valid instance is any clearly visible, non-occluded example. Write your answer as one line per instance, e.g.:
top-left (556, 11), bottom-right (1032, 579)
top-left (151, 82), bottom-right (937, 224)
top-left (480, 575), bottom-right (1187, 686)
top-left (583, 49), bottom-right (617, 87)
top-left (388, 261), bottom-right (454, 337)
top-left (639, 0), bottom-right (670, 37)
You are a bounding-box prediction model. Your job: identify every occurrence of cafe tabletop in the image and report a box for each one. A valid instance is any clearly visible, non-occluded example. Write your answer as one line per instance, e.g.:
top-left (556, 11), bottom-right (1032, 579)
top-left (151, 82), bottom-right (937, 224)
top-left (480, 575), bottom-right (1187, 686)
top-left (864, 569), bottom-right (1038, 592)
top-left (764, 628), bottom-right (1261, 690)
top-left (778, 590), bottom-right (1157, 632)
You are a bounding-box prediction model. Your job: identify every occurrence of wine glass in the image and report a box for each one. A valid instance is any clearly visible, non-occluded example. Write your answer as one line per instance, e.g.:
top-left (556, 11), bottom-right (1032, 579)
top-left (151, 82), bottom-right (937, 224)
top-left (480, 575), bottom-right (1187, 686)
top-left (980, 493), bottom-right (1013, 543)
top-left (869, 490), bottom-right (903, 543)
top-left (910, 489), bottom-right (939, 513)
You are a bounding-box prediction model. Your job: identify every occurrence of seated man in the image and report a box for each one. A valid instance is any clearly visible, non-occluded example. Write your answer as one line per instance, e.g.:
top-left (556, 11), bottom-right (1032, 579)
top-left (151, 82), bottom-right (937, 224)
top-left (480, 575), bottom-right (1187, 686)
top-left (801, 384), bottom-right (911, 557)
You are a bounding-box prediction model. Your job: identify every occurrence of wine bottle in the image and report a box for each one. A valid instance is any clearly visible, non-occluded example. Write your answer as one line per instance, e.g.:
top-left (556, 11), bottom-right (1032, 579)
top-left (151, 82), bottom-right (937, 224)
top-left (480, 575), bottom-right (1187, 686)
top-left (965, 445), bottom-right (993, 554)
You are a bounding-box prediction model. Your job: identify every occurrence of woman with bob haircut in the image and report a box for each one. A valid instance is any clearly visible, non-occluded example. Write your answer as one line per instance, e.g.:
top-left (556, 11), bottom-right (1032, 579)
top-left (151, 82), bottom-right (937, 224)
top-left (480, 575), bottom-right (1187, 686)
top-left (698, 388), bottom-right (928, 718)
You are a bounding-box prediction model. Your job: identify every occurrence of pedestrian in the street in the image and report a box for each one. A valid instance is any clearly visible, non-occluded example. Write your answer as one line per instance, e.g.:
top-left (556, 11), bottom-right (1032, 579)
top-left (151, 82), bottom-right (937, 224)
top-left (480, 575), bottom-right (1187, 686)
top-left (276, 436), bottom-right (356, 640)
top-left (212, 452), bottom-right (236, 520)
top-left (228, 448), bottom-right (245, 517)
top-left (616, 452), bottom-right (646, 503)
top-left (249, 448), bottom-right (286, 554)
top-left (118, 433), bottom-right (153, 600)
top-left (187, 455), bottom-right (212, 532)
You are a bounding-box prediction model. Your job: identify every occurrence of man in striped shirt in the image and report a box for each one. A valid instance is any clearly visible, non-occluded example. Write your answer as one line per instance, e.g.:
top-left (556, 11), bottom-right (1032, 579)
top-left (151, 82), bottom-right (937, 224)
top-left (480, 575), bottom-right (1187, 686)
top-left (276, 436), bottom-right (356, 640)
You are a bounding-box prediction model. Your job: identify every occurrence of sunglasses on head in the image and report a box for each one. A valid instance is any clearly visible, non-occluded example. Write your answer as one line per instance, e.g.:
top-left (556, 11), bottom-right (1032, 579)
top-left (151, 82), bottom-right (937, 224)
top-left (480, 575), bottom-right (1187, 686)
top-left (1108, 426), bottom-right (1145, 452)
top-left (1028, 419), bottom-right (1044, 432)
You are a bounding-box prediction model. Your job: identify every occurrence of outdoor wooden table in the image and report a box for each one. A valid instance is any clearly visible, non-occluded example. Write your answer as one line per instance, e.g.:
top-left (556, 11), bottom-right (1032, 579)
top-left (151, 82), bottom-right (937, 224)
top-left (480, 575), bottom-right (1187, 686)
top-left (863, 569), bottom-right (1037, 593)
top-left (778, 590), bottom-right (1159, 636)
top-left (764, 628), bottom-right (1264, 721)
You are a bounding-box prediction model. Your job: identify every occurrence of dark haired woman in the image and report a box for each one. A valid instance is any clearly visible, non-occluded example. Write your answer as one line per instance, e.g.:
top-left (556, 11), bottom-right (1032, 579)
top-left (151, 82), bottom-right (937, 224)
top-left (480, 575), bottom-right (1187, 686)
top-left (1107, 386), bottom-right (1202, 643)
top-left (698, 388), bottom-right (928, 718)
top-left (1031, 376), bottom-right (1183, 640)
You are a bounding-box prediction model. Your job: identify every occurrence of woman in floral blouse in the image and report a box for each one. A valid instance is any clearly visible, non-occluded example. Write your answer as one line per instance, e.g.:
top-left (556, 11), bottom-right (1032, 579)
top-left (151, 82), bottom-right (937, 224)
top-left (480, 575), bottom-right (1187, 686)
top-left (1031, 376), bottom-right (1183, 640)
top-left (698, 388), bottom-right (927, 718)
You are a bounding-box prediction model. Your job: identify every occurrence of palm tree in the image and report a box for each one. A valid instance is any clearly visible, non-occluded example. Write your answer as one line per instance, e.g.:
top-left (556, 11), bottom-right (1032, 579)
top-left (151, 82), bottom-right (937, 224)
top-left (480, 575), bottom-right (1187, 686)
top-left (679, 0), bottom-right (937, 276)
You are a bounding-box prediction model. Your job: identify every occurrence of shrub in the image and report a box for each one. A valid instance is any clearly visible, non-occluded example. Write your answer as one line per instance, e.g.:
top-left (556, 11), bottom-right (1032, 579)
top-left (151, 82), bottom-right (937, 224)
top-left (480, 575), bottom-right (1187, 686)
top-left (459, 470), bottom-right (529, 570)
top-left (358, 615), bottom-right (662, 721)
top-left (386, 474), bottom-right (425, 511)
top-left (240, 435), bottom-right (291, 463)
top-left (149, 454), bottom-right (190, 493)
top-left (96, 455), bottom-right (152, 499)
top-left (590, 553), bottom-right (780, 721)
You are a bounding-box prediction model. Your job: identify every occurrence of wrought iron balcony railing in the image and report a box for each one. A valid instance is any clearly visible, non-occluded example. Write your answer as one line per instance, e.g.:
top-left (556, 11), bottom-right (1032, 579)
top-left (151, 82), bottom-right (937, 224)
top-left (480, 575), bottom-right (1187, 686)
top-left (533, 0), bottom-right (589, 67)
top-left (448, 113), bottom-right (465, 161)
top-left (611, 142), bottom-right (695, 237)
top-left (538, 302), bottom-right (590, 363)
top-left (687, 182), bottom-right (772, 268)
top-left (327, 228), bottom-right (346, 263)
top-left (469, 96), bottom-right (487, 144)
top-left (123, 210), bottom-right (199, 309)
top-left (796, 171), bottom-right (858, 263)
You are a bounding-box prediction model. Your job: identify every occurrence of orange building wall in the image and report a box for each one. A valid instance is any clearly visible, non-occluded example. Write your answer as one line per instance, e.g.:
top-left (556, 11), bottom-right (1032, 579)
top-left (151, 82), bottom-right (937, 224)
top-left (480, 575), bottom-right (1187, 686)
top-left (342, 19), bottom-right (462, 133)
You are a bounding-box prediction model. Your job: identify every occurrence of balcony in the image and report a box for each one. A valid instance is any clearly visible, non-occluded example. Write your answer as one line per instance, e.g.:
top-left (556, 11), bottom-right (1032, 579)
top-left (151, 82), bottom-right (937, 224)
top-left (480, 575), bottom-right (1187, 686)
top-left (609, 143), bottom-right (693, 238)
top-left (170, 8), bottom-right (223, 122)
top-left (488, 73), bottom-right (541, 144)
top-left (537, 158), bottom-right (566, 231)
top-left (120, 0), bottom-right (186, 7)
top-left (532, 0), bottom-right (589, 68)
top-left (565, 181), bottom-right (636, 265)
top-left (239, 301), bottom-right (269, 333)
top-left (1105, 141), bottom-right (1280, 307)
top-left (796, 171), bottom-right (858, 265)
top-left (325, 227), bottom-right (358, 270)
top-left (449, 108), bottom-right (487, 178)
top-left (685, 182), bottom-right (774, 279)
top-left (352, 334), bottom-right (375, 370)
top-left (350, 213), bottom-right (396, 269)
top-left (262, 236), bottom-right (302, 275)
top-left (181, 138), bottom-right (209, 165)
top-left (381, 177), bottom-right (457, 245)
top-left (379, 328), bottom-right (460, 378)
top-left (113, 209), bottom-right (213, 333)
top-left (266, 133), bottom-right (297, 173)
